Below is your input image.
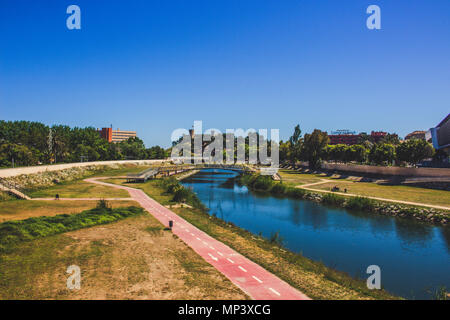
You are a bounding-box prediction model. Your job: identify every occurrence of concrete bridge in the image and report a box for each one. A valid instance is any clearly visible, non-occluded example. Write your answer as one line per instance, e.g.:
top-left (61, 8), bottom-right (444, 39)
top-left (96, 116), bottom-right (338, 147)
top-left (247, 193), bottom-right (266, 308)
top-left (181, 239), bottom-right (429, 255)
top-left (126, 164), bottom-right (255, 183)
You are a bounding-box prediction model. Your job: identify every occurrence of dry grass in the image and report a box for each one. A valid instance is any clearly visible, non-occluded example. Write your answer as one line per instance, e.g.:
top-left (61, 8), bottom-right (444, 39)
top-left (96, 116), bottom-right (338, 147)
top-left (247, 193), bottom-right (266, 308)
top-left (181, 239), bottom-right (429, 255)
top-left (278, 170), bottom-right (325, 185)
top-left (0, 200), bottom-right (138, 223)
top-left (28, 180), bottom-right (130, 199)
top-left (280, 170), bottom-right (450, 208)
top-left (0, 214), bottom-right (248, 300)
top-left (312, 181), bottom-right (450, 207)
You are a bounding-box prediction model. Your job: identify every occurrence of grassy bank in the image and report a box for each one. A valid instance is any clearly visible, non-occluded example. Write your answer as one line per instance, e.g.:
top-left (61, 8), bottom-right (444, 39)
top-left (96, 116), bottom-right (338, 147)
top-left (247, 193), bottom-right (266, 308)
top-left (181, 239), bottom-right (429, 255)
top-left (239, 173), bottom-right (449, 225)
top-left (0, 202), bottom-right (143, 253)
top-left (279, 169), bottom-right (450, 208)
top-left (115, 177), bottom-right (398, 300)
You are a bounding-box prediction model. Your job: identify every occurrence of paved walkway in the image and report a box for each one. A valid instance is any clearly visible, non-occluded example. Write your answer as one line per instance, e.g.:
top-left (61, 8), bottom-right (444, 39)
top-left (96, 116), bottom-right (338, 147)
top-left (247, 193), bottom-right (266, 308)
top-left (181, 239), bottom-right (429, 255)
top-left (85, 177), bottom-right (310, 300)
top-left (297, 179), bottom-right (450, 211)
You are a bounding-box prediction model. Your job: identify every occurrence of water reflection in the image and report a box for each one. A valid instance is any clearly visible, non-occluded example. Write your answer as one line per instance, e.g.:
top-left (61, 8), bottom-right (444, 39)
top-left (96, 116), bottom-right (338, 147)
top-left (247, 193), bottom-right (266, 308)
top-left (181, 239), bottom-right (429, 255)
top-left (394, 219), bottom-right (434, 247)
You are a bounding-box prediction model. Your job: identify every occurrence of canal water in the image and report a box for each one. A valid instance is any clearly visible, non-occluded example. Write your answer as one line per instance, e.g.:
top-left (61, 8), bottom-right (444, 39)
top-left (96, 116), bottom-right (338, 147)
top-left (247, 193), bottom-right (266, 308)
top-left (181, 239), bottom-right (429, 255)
top-left (181, 169), bottom-right (450, 299)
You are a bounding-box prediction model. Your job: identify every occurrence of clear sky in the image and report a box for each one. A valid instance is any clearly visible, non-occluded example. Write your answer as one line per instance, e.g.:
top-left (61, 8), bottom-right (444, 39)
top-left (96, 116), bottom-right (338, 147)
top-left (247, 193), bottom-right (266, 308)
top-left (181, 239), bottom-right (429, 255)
top-left (1, 0), bottom-right (449, 147)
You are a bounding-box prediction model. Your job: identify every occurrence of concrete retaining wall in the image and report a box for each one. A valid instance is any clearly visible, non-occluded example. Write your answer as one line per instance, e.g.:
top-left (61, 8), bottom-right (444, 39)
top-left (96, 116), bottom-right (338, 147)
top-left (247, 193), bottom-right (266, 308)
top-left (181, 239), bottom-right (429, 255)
top-left (0, 160), bottom-right (167, 178)
top-left (319, 162), bottom-right (450, 178)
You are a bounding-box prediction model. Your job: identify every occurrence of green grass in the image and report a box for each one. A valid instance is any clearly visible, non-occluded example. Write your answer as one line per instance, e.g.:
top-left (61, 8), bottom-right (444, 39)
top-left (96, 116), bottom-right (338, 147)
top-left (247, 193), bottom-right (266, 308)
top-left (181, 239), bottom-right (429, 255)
top-left (0, 204), bottom-right (143, 253)
top-left (313, 181), bottom-right (450, 207)
top-left (91, 165), bottom-right (158, 177)
top-left (279, 169), bottom-right (450, 208)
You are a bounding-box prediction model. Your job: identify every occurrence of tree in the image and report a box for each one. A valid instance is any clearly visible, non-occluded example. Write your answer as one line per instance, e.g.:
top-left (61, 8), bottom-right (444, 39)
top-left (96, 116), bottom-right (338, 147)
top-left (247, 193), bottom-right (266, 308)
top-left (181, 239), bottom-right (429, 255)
top-left (288, 125), bottom-right (302, 166)
top-left (369, 143), bottom-right (396, 165)
top-left (0, 142), bottom-right (38, 167)
top-left (380, 133), bottom-right (400, 145)
top-left (397, 139), bottom-right (434, 166)
top-left (119, 137), bottom-right (147, 160)
top-left (357, 132), bottom-right (371, 144)
top-left (348, 144), bottom-right (368, 163)
top-left (279, 140), bottom-right (290, 162)
top-left (302, 129), bottom-right (329, 169)
top-left (146, 146), bottom-right (167, 159)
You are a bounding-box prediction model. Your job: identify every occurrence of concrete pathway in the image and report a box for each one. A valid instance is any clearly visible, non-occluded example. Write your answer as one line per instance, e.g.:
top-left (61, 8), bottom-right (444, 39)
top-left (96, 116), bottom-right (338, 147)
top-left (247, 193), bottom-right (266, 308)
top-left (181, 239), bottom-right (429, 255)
top-left (85, 177), bottom-right (310, 300)
top-left (297, 179), bottom-right (450, 211)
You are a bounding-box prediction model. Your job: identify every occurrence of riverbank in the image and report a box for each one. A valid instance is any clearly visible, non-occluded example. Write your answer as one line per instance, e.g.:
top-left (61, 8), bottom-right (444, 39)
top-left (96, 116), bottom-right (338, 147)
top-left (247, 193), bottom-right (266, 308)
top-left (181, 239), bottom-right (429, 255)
top-left (239, 173), bottom-right (449, 226)
top-left (119, 177), bottom-right (398, 300)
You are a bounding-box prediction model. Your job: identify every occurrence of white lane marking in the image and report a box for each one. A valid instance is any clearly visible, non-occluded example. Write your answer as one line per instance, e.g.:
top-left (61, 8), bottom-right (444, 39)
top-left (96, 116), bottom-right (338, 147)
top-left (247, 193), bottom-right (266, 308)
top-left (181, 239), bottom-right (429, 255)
top-left (191, 233), bottom-right (195, 236)
top-left (252, 276), bottom-right (263, 283)
top-left (209, 246), bottom-right (215, 250)
top-left (227, 258), bottom-right (235, 264)
top-left (217, 251), bottom-right (224, 256)
top-left (208, 253), bottom-right (218, 261)
top-left (203, 241), bottom-right (208, 245)
top-left (238, 266), bottom-right (247, 272)
top-left (185, 229), bottom-right (189, 232)
top-left (196, 237), bottom-right (201, 241)
top-left (269, 288), bottom-right (281, 296)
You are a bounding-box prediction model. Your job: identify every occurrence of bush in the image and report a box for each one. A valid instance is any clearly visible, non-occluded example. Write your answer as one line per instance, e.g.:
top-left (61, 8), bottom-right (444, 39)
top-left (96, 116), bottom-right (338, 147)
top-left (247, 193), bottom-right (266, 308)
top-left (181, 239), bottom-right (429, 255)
top-left (271, 183), bottom-right (287, 195)
top-left (322, 193), bottom-right (346, 206)
top-left (286, 188), bottom-right (307, 199)
top-left (172, 187), bottom-right (190, 203)
top-left (345, 197), bottom-right (375, 211)
top-left (251, 175), bottom-right (274, 191)
top-left (159, 177), bottom-right (207, 212)
top-left (96, 199), bottom-right (111, 210)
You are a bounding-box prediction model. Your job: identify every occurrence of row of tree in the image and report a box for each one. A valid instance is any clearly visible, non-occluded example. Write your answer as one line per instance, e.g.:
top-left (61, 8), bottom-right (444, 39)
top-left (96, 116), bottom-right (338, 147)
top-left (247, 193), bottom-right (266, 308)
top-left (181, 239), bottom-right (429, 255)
top-left (280, 125), bottom-right (437, 169)
top-left (0, 121), bottom-right (167, 168)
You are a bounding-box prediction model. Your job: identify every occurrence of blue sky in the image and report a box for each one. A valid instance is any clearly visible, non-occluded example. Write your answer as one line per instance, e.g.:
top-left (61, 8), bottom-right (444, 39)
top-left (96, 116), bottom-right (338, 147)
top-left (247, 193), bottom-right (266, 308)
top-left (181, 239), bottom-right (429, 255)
top-left (1, 0), bottom-right (449, 147)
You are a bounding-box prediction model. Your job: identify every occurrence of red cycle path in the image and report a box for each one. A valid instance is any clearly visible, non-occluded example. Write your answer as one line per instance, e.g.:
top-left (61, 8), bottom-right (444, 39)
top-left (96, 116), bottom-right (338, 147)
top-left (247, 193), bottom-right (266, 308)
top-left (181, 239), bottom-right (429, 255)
top-left (86, 178), bottom-right (310, 300)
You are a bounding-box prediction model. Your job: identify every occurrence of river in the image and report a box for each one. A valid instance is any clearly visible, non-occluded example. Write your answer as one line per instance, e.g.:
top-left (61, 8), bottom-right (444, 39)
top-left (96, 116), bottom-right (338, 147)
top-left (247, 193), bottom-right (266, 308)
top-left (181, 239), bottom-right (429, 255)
top-left (181, 169), bottom-right (450, 299)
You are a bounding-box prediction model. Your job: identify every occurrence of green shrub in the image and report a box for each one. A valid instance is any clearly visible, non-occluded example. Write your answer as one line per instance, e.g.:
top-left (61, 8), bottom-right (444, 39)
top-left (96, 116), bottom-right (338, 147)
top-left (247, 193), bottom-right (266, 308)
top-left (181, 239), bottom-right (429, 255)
top-left (159, 177), bottom-right (207, 212)
top-left (286, 188), bottom-right (307, 199)
top-left (251, 175), bottom-right (274, 191)
top-left (345, 197), bottom-right (375, 211)
top-left (172, 187), bottom-right (190, 203)
top-left (322, 193), bottom-right (346, 206)
top-left (271, 183), bottom-right (287, 195)
top-left (96, 199), bottom-right (111, 210)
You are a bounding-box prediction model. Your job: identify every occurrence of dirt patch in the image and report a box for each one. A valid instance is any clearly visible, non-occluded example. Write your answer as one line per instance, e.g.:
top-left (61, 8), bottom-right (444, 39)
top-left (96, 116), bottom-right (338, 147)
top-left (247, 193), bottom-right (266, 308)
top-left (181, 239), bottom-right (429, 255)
top-left (0, 214), bottom-right (247, 300)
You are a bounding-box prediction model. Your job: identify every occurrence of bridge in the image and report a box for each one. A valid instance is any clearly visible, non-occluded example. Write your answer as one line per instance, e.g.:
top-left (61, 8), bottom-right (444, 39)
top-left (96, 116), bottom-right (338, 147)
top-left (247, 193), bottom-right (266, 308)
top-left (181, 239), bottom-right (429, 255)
top-left (126, 164), bottom-right (255, 183)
